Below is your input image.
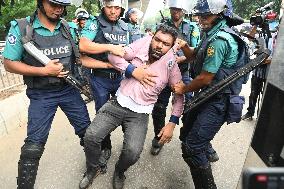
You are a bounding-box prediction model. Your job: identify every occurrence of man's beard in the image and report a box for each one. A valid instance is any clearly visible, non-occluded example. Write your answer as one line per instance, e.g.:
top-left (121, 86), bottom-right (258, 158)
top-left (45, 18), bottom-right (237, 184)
top-left (149, 46), bottom-right (164, 60)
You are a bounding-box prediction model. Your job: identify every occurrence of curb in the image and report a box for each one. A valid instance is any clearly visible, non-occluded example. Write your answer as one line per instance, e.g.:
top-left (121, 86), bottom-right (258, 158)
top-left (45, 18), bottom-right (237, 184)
top-left (0, 91), bottom-right (29, 138)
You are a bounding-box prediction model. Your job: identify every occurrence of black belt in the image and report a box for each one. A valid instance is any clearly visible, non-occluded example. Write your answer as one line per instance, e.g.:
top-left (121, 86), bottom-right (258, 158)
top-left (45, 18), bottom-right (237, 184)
top-left (93, 70), bottom-right (122, 80)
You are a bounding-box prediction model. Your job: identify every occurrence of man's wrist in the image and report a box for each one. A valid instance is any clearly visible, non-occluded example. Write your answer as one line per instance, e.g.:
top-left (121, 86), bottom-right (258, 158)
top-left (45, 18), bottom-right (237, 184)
top-left (125, 64), bottom-right (136, 78)
top-left (169, 115), bottom-right (179, 125)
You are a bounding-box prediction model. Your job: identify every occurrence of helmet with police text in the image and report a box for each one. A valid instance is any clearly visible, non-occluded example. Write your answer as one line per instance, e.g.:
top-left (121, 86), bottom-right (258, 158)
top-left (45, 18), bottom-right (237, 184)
top-left (75, 8), bottom-right (90, 20)
top-left (167, 0), bottom-right (188, 13)
top-left (192, 0), bottom-right (227, 16)
top-left (100, 0), bottom-right (126, 17)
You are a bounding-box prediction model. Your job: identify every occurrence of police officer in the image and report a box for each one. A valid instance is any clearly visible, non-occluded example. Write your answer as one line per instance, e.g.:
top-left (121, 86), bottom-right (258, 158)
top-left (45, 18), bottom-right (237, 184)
top-left (2, 0), bottom-right (91, 188)
top-left (79, 0), bottom-right (128, 173)
top-left (150, 0), bottom-right (200, 156)
top-left (75, 8), bottom-right (90, 31)
top-left (124, 8), bottom-right (143, 43)
top-left (172, 0), bottom-right (248, 188)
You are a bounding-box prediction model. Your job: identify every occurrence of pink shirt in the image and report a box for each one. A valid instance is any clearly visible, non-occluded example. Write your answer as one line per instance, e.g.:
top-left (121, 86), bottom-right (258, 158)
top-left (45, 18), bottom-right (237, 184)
top-left (108, 36), bottom-right (184, 117)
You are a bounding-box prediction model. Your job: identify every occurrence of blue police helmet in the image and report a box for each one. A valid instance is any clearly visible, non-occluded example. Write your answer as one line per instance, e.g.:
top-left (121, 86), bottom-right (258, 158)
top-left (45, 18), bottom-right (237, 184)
top-left (192, 0), bottom-right (227, 16)
top-left (224, 0), bottom-right (233, 17)
top-left (49, 0), bottom-right (71, 6)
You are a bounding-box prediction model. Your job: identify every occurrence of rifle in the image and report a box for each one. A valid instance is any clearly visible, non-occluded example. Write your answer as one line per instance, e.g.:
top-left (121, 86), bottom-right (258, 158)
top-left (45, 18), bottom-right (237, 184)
top-left (21, 33), bottom-right (93, 99)
top-left (183, 38), bottom-right (271, 114)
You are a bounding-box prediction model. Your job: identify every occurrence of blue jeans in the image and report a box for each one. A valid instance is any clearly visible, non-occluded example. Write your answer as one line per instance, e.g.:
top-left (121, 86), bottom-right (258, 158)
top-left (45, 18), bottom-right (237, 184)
top-left (180, 95), bottom-right (228, 168)
top-left (26, 86), bottom-right (91, 144)
top-left (84, 98), bottom-right (149, 173)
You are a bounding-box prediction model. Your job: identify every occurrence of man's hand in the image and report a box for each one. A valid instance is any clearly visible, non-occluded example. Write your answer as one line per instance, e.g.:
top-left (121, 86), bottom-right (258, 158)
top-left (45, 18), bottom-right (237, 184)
top-left (43, 59), bottom-right (68, 77)
top-left (264, 58), bottom-right (272, 64)
top-left (158, 122), bottom-right (176, 144)
top-left (172, 81), bottom-right (187, 94)
top-left (132, 66), bottom-right (157, 88)
top-left (109, 44), bottom-right (126, 57)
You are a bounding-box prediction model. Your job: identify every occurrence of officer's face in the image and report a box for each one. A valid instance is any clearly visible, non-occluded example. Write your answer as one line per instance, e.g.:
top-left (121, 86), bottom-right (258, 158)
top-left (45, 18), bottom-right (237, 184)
top-left (43, 0), bottom-right (65, 21)
top-left (198, 14), bottom-right (219, 31)
top-left (129, 13), bottom-right (138, 23)
top-left (150, 30), bottom-right (174, 60)
top-left (170, 7), bottom-right (184, 22)
top-left (78, 19), bottom-right (86, 28)
top-left (103, 6), bottom-right (122, 22)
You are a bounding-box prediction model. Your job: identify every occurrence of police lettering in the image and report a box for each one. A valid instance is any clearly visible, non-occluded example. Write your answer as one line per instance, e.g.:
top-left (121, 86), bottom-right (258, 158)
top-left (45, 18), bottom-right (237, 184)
top-left (105, 33), bottom-right (126, 42)
top-left (41, 46), bottom-right (70, 56)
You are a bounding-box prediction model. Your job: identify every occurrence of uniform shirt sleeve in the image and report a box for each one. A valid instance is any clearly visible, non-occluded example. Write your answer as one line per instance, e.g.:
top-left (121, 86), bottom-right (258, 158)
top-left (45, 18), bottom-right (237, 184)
top-left (202, 39), bottom-right (228, 74)
top-left (68, 21), bottom-right (79, 41)
top-left (80, 18), bottom-right (99, 41)
top-left (3, 20), bottom-right (24, 61)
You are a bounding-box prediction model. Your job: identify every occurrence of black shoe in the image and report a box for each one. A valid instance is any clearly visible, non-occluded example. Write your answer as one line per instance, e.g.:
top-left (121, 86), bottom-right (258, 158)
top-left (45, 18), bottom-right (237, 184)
top-left (241, 112), bottom-right (253, 120)
top-left (79, 166), bottom-right (101, 189)
top-left (207, 151), bottom-right (219, 163)
top-left (150, 138), bottom-right (164, 156)
top-left (112, 170), bottom-right (126, 189)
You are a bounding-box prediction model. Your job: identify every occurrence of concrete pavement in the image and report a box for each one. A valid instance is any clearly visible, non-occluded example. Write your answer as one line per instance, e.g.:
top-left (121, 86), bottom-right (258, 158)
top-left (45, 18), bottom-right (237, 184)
top-left (0, 82), bottom-right (260, 189)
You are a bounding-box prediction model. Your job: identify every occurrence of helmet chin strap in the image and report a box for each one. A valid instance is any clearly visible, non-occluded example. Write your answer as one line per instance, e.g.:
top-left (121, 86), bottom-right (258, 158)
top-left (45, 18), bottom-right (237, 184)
top-left (38, 3), bottom-right (63, 23)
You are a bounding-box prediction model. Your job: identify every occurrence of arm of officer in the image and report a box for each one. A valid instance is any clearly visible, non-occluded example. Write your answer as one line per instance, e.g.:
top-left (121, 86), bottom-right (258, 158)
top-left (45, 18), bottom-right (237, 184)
top-left (173, 38), bottom-right (228, 94)
top-left (176, 38), bottom-right (196, 61)
top-left (158, 56), bottom-right (184, 144)
top-left (79, 37), bottom-right (125, 57)
top-left (80, 55), bottom-right (114, 69)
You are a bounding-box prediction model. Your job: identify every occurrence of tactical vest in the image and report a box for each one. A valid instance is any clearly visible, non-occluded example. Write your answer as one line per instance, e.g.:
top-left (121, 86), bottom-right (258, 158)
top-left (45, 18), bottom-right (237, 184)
top-left (17, 18), bottom-right (76, 89)
top-left (91, 15), bottom-right (128, 74)
top-left (192, 27), bottom-right (249, 95)
top-left (128, 23), bottom-right (142, 43)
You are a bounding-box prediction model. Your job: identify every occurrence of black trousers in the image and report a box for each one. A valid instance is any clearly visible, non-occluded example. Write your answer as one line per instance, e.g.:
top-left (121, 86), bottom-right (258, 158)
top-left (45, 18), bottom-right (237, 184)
top-left (247, 75), bottom-right (266, 115)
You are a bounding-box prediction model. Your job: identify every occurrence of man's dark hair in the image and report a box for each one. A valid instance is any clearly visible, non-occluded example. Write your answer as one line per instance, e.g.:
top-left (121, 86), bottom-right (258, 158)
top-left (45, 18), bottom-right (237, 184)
top-left (155, 24), bottom-right (178, 45)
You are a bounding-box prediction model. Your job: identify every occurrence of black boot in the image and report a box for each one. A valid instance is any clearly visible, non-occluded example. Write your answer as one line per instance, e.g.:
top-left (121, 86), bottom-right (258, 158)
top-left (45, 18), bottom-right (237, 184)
top-left (17, 143), bottom-right (44, 189)
top-left (190, 165), bottom-right (217, 189)
top-left (112, 169), bottom-right (126, 189)
top-left (79, 166), bottom-right (101, 189)
top-left (206, 144), bottom-right (219, 163)
top-left (241, 112), bottom-right (253, 120)
top-left (150, 138), bottom-right (164, 156)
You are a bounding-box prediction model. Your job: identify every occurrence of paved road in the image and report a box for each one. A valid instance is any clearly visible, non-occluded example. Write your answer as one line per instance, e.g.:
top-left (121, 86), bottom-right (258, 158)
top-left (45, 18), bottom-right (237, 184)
top-left (0, 83), bottom-right (257, 189)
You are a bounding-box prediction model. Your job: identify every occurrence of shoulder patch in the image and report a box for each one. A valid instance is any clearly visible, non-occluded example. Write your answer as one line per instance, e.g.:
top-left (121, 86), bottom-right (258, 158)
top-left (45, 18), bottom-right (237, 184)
top-left (207, 46), bottom-right (215, 57)
top-left (7, 33), bottom-right (17, 45)
top-left (192, 31), bottom-right (199, 38)
top-left (89, 23), bottom-right (97, 31)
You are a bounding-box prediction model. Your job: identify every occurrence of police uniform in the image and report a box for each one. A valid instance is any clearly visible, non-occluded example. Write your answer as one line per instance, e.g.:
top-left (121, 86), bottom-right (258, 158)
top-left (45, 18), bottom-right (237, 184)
top-left (181, 19), bottom-right (247, 188)
top-left (80, 13), bottom-right (128, 156)
top-left (3, 14), bottom-right (91, 188)
top-left (128, 22), bottom-right (142, 43)
top-left (151, 18), bottom-right (200, 153)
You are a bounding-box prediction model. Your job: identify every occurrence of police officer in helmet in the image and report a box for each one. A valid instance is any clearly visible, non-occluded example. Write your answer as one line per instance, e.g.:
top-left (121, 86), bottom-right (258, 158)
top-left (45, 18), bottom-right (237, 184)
top-left (2, 0), bottom-right (91, 188)
top-left (124, 8), bottom-right (144, 43)
top-left (79, 0), bottom-right (128, 176)
top-left (75, 8), bottom-right (90, 30)
top-left (172, 0), bottom-right (248, 188)
top-left (150, 0), bottom-right (201, 156)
